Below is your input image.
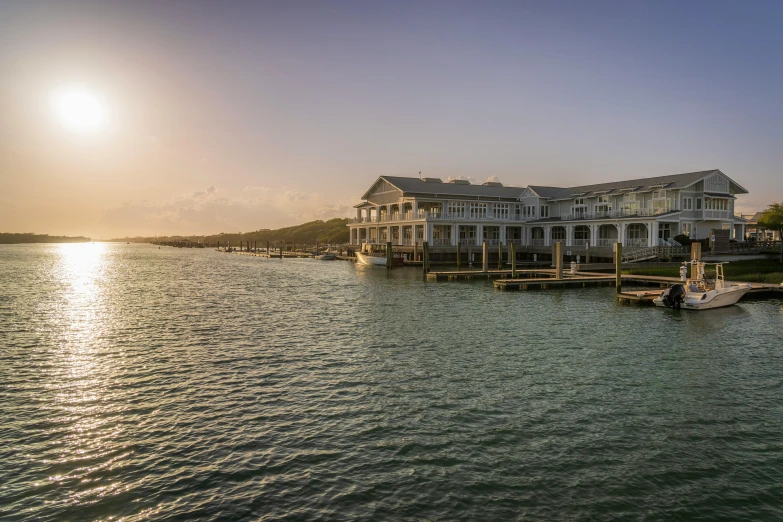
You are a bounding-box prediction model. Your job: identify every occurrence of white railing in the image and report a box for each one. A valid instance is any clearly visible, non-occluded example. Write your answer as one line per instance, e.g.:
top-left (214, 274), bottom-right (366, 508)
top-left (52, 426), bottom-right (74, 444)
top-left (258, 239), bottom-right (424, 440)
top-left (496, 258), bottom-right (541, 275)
top-left (571, 239), bottom-right (590, 246)
top-left (432, 238), bottom-right (452, 246)
top-left (563, 208), bottom-right (680, 221)
top-left (355, 212), bottom-right (535, 223)
top-left (624, 238), bottom-right (649, 247)
top-left (703, 210), bottom-right (731, 219)
top-left (596, 239), bottom-right (617, 247)
top-left (531, 239), bottom-right (546, 246)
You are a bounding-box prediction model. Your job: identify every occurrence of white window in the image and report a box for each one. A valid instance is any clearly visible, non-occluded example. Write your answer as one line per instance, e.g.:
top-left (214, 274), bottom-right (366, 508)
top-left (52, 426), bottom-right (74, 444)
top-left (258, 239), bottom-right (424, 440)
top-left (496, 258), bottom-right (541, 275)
top-left (470, 203), bottom-right (487, 219)
top-left (622, 192), bottom-right (638, 211)
top-left (696, 198), bottom-right (702, 210)
top-left (683, 198), bottom-right (693, 210)
top-left (595, 195), bottom-right (611, 213)
top-left (448, 201), bottom-right (465, 218)
top-left (494, 203), bottom-right (509, 220)
top-left (652, 190), bottom-right (671, 212)
top-left (540, 206), bottom-right (549, 218)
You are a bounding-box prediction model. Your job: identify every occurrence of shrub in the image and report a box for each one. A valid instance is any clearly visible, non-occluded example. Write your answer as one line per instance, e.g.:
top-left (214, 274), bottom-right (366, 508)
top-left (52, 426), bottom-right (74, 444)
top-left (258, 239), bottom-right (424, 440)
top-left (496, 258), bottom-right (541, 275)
top-left (673, 234), bottom-right (690, 246)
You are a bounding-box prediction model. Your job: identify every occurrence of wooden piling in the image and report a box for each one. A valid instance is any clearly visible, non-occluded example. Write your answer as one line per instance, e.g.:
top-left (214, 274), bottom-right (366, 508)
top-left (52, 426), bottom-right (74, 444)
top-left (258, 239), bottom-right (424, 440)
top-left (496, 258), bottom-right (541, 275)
top-left (456, 242), bottom-right (461, 270)
top-left (511, 242), bottom-right (517, 278)
top-left (386, 241), bottom-right (392, 270)
top-left (615, 242), bottom-right (622, 293)
top-left (266, 241), bottom-right (270, 255)
top-left (279, 241), bottom-right (283, 259)
top-left (498, 242), bottom-right (502, 270)
top-left (555, 242), bottom-right (563, 279)
top-left (482, 241), bottom-right (488, 272)
top-left (422, 241), bottom-right (430, 280)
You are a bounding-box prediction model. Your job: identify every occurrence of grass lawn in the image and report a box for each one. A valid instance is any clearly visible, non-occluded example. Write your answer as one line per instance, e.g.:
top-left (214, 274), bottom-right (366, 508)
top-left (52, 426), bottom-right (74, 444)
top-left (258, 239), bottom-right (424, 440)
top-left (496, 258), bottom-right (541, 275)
top-left (623, 258), bottom-right (783, 284)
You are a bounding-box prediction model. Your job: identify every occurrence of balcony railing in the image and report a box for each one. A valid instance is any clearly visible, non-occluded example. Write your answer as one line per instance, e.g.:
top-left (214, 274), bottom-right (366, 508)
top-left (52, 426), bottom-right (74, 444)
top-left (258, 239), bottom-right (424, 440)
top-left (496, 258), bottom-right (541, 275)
top-left (531, 239), bottom-right (546, 246)
top-left (703, 210), bottom-right (731, 220)
top-left (563, 208), bottom-right (680, 221)
top-left (353, 211), bottom-right (534, 223)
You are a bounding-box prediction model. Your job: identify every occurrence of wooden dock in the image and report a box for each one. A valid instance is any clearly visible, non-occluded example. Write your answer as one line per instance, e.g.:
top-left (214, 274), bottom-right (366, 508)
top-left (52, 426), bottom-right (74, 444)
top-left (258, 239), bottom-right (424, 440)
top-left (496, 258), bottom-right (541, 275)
top-left (427, 269), bottom-right (558, 282)
top-left (494, 275), bottom-right (616, 290)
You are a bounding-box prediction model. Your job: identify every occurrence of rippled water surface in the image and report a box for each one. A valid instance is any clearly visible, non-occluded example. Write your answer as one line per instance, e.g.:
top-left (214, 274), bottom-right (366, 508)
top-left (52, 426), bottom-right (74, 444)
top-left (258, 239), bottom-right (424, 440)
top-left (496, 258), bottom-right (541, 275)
top-left (2, 243), bottom-right (782, 521)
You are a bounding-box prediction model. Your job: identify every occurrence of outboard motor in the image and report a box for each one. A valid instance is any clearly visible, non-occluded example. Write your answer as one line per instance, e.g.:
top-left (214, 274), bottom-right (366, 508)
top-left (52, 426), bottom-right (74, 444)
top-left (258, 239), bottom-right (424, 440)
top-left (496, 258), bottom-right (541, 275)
top-left (662, 284), bottom-right (686, 309)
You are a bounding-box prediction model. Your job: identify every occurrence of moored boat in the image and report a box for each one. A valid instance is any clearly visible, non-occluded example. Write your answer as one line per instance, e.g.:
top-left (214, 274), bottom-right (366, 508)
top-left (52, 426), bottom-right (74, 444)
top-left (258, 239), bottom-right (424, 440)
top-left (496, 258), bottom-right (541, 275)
top-left (654, 262), bottom-right (752, 310)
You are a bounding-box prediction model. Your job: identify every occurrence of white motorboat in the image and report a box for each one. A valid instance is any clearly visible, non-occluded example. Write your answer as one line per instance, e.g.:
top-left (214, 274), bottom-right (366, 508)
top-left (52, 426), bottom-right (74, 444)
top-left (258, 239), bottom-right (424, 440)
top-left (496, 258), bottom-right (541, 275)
top-left (654, 261), bottom-right (752, 310)
top-left (315, 251), bottom-right (337, 260)
top-left (356, 251), bottom-right (388, 265)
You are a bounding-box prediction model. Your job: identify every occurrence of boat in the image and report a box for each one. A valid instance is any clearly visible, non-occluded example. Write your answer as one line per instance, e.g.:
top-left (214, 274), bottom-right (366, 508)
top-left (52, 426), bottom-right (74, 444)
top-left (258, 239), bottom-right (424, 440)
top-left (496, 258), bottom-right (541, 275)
top-left (654, 261), bottom-right (752, 310)
top-left (315, 252), bottom-right (337, 260)
top-left (356, 251), bottom-right (388, 265)
top-left (355, 243), bottom-right (402, 266)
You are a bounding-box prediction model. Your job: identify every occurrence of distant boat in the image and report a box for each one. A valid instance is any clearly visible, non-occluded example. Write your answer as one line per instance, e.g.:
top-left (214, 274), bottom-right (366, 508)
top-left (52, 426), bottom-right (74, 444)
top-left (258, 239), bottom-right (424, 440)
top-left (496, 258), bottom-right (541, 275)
top-left (315, 252), bottom-right (337, 260)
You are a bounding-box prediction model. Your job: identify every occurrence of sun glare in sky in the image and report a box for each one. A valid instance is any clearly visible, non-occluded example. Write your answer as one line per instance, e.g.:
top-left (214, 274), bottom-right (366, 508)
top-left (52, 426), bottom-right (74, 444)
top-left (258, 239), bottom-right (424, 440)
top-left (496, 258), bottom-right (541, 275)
top-left (53, 87), bottom-right (108, 132)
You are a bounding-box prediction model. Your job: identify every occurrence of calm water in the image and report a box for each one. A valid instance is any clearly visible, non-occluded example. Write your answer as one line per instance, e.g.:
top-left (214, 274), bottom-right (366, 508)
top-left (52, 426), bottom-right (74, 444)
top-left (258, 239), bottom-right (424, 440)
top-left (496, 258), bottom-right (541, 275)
top-left (1, 243), bottom-right (782, 521)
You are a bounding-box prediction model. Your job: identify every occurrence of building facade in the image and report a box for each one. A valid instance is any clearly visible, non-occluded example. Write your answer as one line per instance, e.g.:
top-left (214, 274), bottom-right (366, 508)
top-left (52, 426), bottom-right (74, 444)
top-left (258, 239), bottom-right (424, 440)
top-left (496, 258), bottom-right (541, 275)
top-left (348, 170), bottom-right (748, 249)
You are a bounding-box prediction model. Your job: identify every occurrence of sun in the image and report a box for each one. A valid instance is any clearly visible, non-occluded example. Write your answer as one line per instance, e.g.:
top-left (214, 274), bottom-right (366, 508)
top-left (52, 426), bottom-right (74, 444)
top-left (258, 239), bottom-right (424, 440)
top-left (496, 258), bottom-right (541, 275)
top-left (53, 87), bottom-right (108, 132)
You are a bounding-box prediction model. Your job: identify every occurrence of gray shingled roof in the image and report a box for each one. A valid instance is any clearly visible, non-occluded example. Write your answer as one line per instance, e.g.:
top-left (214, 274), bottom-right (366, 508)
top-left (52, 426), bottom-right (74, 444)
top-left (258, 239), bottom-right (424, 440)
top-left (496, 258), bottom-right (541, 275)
top-left (380, 176), bottom-right (527, 199)
top-left (363, 170), bottom-right (746, 204)
top-left (529, 170), bottom-right (747, 200)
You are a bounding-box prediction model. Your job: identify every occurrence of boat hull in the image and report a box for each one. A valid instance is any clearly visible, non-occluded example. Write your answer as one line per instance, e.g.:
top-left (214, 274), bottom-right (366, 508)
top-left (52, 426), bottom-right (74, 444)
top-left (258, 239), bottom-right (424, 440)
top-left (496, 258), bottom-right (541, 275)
top-left (654, 284), bottom-right (752, 310)
top-left (356, 252), bottom-right (387, 266)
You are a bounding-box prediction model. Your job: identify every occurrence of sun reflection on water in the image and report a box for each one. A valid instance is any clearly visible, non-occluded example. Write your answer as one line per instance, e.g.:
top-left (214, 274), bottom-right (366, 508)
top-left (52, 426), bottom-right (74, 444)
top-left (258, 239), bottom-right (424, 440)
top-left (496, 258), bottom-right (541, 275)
top-left (45, 243), bottom-right (124, 502)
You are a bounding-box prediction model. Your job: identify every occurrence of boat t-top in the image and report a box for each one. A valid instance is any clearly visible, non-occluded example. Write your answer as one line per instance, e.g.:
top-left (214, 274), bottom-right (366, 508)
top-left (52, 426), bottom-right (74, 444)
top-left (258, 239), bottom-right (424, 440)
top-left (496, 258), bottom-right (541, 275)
top-left (654, 261), bottom-right (752, 310)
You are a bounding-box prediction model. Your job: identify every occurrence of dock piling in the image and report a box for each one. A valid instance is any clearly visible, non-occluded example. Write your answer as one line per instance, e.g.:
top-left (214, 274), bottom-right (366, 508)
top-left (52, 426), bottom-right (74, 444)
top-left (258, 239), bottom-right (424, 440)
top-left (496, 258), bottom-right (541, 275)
top-left (482, 241), bottom-right (488, 272)
top-left (386, 241), bottom-right (392, 270)
top-left (615, 243), bottom-right (622, 293)
top-left (498, 242), bottom-right (502, 270)
top-left (511, 242), bottom-right (517, 278)
top-left (456, 242), bottom-right (461, 270)
top-left (555, 242), bottom-right (563, 279)
top-left (422, 241), bottom-right (430, 280)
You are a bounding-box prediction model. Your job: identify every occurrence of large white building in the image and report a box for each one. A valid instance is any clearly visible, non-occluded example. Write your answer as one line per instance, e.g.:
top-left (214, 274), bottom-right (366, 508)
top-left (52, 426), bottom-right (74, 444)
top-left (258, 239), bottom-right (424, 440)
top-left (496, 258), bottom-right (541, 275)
top-left (348, 169), bottom-right (748, 251)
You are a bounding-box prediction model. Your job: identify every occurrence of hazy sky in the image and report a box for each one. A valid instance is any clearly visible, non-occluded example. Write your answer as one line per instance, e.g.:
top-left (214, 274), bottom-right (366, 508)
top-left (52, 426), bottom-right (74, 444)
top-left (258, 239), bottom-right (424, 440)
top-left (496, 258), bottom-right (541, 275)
top-left (1, 0), bottom-right (782, 237)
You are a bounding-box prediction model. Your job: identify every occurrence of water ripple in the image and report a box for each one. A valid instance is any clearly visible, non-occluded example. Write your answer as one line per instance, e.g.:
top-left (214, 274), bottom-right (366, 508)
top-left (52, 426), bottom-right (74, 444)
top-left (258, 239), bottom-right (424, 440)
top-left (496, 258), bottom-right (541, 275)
top-left (1, 244), bottom-right (782, 521)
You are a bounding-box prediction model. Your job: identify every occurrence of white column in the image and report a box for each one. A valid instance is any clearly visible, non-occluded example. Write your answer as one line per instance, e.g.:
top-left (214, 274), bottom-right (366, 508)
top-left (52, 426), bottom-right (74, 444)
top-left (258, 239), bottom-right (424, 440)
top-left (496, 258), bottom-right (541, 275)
top-left (412, 200), bottom-right (418, 218)
top-left (545, 225), bottom-right (551, 246)
top-left (476, 224), bottom-right (484, 246)
top-left (650, 221), bottom-right (657, 246)
top-left (452, 224), bottom-right (459, 246)
top-left (566, 224), bottom-right (574, 247)
top-left (500, 225), bottom-right (506, 244)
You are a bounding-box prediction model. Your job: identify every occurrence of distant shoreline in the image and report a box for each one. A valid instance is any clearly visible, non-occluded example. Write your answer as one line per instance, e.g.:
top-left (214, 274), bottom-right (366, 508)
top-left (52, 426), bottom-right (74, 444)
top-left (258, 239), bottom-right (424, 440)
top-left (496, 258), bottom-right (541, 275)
top-left (0, 233), bottom-right (91, 244)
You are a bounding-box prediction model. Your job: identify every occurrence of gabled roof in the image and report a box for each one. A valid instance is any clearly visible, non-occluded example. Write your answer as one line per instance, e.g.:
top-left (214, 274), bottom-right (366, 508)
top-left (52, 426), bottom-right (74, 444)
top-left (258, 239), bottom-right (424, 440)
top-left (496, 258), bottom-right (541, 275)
top-left (528, 170), bottom-right (747, 200)
top-left (369, 176), bottom-right (527, 200)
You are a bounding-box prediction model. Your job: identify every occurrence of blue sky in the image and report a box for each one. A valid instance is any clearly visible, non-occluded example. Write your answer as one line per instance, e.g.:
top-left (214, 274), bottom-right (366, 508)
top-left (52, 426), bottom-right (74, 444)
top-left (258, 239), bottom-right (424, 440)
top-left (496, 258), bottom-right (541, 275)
top-left (1, 0), bottom-right (781, 236)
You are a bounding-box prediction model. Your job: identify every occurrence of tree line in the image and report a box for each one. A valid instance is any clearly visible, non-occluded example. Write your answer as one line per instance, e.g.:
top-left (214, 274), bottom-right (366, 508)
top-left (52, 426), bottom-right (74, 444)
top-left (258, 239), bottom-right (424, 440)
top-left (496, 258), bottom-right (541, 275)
top-left (0, 233), bottom-right (91, 244)
top-left (116, 218), bottom-right (351, 245)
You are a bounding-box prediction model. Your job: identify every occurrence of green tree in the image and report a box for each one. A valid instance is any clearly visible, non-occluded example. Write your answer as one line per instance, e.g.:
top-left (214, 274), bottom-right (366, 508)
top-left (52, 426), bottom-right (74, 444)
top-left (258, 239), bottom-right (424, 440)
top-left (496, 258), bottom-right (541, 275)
top-left (757, 202), bottom-right (783, 263)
